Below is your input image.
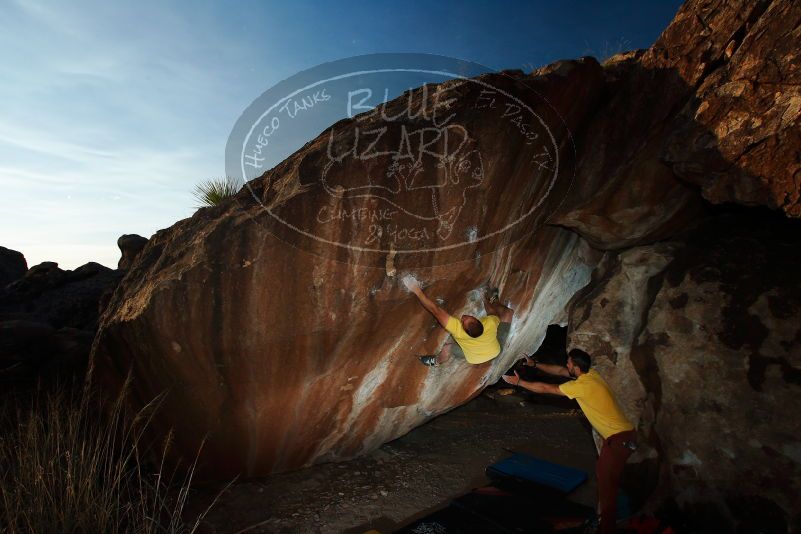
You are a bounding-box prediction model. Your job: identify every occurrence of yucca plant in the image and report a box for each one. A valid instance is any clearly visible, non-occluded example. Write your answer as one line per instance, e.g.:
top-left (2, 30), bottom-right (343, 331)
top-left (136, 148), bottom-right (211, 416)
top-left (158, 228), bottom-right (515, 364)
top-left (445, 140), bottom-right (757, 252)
top-left (192, 177), bottom-right (241, 207)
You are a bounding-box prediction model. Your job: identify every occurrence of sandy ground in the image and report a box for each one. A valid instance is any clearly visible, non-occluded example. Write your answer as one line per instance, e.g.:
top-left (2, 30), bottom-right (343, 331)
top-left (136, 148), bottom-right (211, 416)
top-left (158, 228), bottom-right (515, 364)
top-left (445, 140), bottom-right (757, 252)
top-left (186, 382), bottom-right (599, 534)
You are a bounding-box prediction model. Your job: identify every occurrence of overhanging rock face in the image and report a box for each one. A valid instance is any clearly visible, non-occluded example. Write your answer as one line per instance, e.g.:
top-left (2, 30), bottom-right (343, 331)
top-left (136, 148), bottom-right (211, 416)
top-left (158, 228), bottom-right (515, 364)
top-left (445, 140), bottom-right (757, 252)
top-left (93, 223), bottom-right (598, 476)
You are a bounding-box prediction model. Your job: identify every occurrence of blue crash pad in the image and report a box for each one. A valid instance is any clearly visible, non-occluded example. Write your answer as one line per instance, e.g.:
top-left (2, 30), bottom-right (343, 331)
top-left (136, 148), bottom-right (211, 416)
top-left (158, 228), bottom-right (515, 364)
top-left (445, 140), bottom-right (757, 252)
top-left (486, 453), bottom-right (588, 494)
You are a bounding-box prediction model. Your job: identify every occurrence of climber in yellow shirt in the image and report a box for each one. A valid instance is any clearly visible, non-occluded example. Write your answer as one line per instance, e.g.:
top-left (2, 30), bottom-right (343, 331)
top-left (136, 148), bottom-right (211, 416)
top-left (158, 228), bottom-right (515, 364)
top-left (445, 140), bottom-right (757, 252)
top-left (403, 276), bottom-right (513, 366)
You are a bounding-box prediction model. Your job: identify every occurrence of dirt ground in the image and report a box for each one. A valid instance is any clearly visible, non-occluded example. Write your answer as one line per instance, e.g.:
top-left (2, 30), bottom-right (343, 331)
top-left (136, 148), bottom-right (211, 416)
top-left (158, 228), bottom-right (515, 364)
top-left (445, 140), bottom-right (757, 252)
top-left (186, 381), bottom-right (599, 534)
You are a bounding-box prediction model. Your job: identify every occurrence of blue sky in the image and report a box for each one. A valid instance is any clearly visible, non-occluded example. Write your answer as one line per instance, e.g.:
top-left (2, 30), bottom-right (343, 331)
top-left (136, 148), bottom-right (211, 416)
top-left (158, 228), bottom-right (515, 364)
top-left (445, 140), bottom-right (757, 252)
top-left (0, 0), bottom-right (682, 269)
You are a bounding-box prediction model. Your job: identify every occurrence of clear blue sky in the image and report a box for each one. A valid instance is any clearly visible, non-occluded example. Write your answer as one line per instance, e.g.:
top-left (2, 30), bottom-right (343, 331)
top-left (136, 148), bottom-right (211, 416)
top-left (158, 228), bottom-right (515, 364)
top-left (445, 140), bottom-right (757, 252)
top-left (0, 0), bottom-right (683, 269)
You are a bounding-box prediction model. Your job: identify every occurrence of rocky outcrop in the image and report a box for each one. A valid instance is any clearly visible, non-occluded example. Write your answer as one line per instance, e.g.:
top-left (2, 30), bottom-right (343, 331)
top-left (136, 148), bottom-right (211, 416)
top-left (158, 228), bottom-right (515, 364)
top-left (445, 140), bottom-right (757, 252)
top-left (0, 246), bottom-right (26, 288)
top-left (553, 0), bottom-right (801, 248)
top-left (0, 261), bottom-right (122, 381)
top-left (660, 0), bottom-right (801, 218)
top-left (117, 234), bottom-right (149, 270)
top-left (0, 262), bottom-right (121, 331)
top-left (567, 210), bottom-right (801, 530)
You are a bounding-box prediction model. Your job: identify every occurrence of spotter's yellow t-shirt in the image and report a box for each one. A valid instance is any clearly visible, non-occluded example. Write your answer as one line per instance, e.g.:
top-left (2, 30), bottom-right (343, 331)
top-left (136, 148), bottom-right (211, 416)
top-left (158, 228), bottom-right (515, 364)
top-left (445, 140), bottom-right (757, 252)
top-left (558, 369), bottom-right (634, 439)
top-left (445, 315), bottom-right (501, 364)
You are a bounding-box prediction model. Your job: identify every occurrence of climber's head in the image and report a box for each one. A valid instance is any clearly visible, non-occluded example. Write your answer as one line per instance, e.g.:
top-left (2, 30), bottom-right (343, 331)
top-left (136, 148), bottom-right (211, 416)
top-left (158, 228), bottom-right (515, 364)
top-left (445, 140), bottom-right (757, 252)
top-left (461, 315), bottom-right (484, 338)
top-left (567, 348), bottom-right (591, 377)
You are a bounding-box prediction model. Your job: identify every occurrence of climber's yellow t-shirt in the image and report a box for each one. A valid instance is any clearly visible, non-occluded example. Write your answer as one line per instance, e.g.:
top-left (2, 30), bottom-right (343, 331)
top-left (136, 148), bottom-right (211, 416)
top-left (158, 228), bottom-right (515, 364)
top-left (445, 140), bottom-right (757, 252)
top-left (558, 369), bottom-right (634, 439)
top-left (445, 314), bottom-right (501, 364)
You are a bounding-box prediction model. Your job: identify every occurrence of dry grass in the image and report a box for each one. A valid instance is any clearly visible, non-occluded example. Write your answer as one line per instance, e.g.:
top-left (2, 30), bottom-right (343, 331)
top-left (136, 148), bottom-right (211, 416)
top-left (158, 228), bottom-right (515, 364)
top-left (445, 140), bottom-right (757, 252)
top-left (0, 380), bottom-right (226, 533)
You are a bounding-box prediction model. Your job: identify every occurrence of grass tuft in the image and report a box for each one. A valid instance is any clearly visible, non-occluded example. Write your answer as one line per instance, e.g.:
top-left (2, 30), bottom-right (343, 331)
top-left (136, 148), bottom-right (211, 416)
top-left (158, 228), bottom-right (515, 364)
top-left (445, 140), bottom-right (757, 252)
top-left (0, 380), bottom-right (226, 533)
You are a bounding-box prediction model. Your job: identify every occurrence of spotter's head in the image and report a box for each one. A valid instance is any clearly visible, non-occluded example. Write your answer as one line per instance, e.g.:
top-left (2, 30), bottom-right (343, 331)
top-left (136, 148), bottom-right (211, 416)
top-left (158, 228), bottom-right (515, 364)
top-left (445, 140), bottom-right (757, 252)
top-left (566, 348), bottom-right (591, 377)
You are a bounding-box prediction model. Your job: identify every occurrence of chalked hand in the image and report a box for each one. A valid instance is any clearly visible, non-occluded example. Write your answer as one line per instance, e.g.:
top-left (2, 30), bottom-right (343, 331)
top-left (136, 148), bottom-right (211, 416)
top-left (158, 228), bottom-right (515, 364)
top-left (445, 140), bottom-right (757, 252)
top-left (401, 274), bottom-right (420, 292)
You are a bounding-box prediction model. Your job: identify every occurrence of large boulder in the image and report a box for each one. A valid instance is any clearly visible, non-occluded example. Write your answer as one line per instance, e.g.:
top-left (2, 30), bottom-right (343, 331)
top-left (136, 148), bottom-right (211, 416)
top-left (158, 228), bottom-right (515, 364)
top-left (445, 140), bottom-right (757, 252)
top-left (91, 0), bottom-right (800, 484)
top-left (0, 246), bottom-right (27, 287)
top-left (567, 210), bottom-right (801, 530)
top-left (91, 59), bottom-right (608, 477)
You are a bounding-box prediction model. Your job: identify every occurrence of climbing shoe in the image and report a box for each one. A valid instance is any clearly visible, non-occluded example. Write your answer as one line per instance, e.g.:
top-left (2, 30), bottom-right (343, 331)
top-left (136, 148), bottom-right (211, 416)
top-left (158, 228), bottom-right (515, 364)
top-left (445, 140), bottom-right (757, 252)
top-left (418, 355), bottom-right (439, 367)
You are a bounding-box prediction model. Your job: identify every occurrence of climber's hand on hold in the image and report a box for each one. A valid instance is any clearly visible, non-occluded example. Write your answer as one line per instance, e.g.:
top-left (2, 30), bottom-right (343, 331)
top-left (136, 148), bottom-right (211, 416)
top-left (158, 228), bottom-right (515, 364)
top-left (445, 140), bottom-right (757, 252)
top-left (402, 275), bottom-right (421, 293)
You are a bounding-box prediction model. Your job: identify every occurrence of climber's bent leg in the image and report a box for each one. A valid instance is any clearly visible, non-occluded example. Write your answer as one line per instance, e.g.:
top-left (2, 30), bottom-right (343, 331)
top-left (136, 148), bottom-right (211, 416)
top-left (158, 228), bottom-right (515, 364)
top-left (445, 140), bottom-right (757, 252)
top-left (486, 299), bottom-right (514, 323)
top-left (496, 321), bottom-right (512, 349)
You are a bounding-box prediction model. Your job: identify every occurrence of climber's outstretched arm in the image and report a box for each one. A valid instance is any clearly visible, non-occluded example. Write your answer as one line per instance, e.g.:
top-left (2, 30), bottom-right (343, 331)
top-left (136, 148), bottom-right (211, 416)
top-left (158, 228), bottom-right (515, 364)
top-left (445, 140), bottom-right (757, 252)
top-left (405, 281), bottom-right (451, 328)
